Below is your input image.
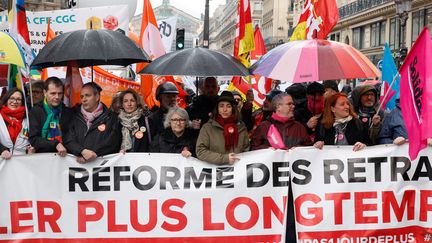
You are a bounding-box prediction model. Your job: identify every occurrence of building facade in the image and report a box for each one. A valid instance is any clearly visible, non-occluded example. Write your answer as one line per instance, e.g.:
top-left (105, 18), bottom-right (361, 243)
top-left (130, 0), bottom-right (202, 51)
top-left (331, 0), bottom-right (432, 65)
top-left (0, 0), bottom-right (63, 12)
top-left (205, 0), bottom-right (264, 54)
top-left (262, 0), bottom-right (293, 49)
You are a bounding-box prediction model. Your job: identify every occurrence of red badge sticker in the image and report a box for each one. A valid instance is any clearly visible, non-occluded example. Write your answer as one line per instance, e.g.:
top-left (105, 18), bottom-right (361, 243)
top-left (135, 131), bottom-right (144, 139)
top-left (337, 133), bottom-right (344, 141)
top-left (362, 117), bottom-right (368, 123)
top-left (228, 127), bottom-right (234, 133)
top-left (98, 124), bottom-right (106, 132)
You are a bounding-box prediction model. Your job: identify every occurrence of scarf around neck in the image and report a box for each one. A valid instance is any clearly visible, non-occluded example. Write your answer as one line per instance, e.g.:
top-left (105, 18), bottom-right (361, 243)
top-left (271, 112), bottom-right (291, 123)
top-left (119, 108), bottom-right (143, 151)
top-left (81, 103), bottom-right (103, 129)
top-left (42, 98), bottom-right (63, 143)
top-left (1, 106), bottom-right (25, 144)
top-left (215, 114), bottom-right (239, 151)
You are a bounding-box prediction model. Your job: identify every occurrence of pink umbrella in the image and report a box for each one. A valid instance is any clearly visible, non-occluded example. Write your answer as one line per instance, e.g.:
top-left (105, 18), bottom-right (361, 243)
top-left (251, 39), bottom-right (380, 83)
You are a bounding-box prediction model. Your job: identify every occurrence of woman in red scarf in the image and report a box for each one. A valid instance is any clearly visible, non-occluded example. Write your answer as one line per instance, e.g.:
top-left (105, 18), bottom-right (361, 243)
top-left (196, 91), bottom-right (250, 165)
top-left (0, 88), bottom-right (34, 160)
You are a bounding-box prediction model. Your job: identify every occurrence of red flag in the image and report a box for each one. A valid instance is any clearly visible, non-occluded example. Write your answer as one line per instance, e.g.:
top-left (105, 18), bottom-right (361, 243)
top-left (229, 27), bottom-right (271, 108)
top-left (290, 0), bottom-right (339, 40)
top-left (400, 27), bottom-right (432, 160)
top-left (41, 19), bottom-right (56, 81)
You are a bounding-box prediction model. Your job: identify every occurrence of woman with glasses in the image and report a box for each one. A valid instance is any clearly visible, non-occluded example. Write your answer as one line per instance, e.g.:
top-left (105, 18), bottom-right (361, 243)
top-left (196, 91), bottom-right (250, 165)
top-left (314, 93), bottom-right (368, 151)
top-left (151, 107), bottom-right (197, 158)
top-left (118, 89), bottom-right (153, 153)
top-left (0, 88), bottom-right (34, 159)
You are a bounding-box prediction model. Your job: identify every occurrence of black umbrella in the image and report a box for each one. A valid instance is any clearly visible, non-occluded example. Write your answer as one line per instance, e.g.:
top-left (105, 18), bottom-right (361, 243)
top-left (31, 29), bottom-right (150, 68)
top-left (139, 47), bottom-right (250, 76)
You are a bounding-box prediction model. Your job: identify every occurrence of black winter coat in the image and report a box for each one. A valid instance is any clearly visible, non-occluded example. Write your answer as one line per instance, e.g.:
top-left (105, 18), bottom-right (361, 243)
top-left (149, 107), bottom-right (167, 139)
top-left (150, 128), bottom-right (198, 156)
top-left (64, 105), bottom-right (121, 156)
top-left (122, 115), bottom-right (153, 152)
top-left (29, 103), bottom-right (74, 153)
top-left (314, 118), bottom-right (370, 145)
top-left (186, 95), bottom-right (217, 127)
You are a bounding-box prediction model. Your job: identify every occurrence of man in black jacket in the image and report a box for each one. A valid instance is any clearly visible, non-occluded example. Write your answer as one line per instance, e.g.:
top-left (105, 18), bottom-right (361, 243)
top-left (186, 77), bottom-right (219, 129)
top-left (64, 82), bottom-right (121, 163)
top-left (29, 77), bottom-right (74, 156)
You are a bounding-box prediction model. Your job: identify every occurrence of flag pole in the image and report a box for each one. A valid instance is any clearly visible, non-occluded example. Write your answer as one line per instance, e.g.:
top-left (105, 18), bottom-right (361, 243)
top-left (6, 64), bottom-right (11, 90)
top-left (370, 72), bottom-right (400, 128)
top-left (17, 67), bottom-right (30, 127)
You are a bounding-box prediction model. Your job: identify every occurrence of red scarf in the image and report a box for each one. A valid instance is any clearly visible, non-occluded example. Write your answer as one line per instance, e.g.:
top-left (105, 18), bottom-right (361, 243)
top-left (271, 112), bottom-right (291, 123)
top-left (215, 114), bottom-right (239, 151)
top-left (1, 106), bottom-right (25, 143)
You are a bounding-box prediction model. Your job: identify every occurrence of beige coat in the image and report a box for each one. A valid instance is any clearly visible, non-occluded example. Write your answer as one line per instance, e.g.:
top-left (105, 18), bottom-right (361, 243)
top-left (196, 119), bottom-right (250, 165)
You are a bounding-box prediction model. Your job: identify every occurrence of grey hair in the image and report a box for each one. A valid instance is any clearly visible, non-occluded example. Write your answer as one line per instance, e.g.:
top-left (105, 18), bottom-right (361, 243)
top-left (163, 107), bottom-right (191, 128)
top-left (272, 93), bottom-right (291, 110)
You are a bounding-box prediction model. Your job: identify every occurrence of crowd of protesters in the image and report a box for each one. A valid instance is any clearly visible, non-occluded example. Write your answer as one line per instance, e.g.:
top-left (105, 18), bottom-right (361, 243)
top-left (0, 76), bottom-right (412, 163)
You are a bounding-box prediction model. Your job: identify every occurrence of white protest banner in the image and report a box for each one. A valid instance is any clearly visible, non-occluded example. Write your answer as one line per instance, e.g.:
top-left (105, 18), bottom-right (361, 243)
top-left (290, 145), bottom-right (432, 242)
top-left (0, 5), bottom-right (129, 54)
top-left (157, 16), bottom-right (178, 53)
top-left (0, 150), bottom-right (289, 242)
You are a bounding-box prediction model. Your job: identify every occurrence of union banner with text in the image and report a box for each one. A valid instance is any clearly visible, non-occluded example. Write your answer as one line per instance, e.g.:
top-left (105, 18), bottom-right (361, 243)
top-left (0, 145), bottom-right (431, 242)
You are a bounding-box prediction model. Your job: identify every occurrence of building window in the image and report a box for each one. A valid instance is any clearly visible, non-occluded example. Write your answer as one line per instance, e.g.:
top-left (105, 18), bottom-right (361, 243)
top-left (353, 27), bottom-right (364, 49)
top-left (389, 17), bottom-right (400, 51)
top-left (370, 21), bottom-right (386, 47)
top-left (253, 1), bottom-right (262, 11)
top-left (412, 9), bottom-right (427, 45)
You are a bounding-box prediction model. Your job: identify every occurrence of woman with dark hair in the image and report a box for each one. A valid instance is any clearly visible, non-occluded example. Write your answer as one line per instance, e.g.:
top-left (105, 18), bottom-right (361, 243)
top-left (0, 88), bottom-right (34, 159)
top-left (151, 107), bottom-right (197, 157)
top-left (196, 91), bottom-right (250, 165)
top-left (64, 82), bottom-right (121, 163)
top-left (314, 93), bottom-right (368, 151)
top-left (118, 89), bottom-right (152, 152)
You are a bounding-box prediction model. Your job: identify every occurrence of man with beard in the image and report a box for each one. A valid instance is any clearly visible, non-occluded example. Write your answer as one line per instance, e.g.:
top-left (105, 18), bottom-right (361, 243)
top-left (350, 85), bottom-right (384, 145)
top-left (150, 82), bottom-right (179, 137)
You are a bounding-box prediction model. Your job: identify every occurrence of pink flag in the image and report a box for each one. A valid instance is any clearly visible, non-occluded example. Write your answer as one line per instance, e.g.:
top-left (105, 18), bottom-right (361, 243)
top-left (400, 27), bottom-right (432, 160)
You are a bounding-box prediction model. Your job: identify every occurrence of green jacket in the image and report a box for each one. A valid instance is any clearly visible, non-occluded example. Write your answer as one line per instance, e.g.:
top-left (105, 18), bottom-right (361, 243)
top-left (196, 119), bottom-right (250, 165)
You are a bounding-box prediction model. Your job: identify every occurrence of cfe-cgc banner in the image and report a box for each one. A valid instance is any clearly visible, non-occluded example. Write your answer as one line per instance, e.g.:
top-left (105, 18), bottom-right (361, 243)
top-left (0, 150), bottom-right (289, 242)
top-left (0, 5), bottom-right (129, 54)
top-left (291, 145), bottom-right (432, 243)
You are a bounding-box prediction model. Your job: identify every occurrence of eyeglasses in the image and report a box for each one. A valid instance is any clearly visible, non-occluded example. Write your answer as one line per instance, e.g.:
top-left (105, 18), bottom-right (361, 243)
top-left (9, 98), bottom-right (23, 103)
top-left (234, 98), bottom-right (243, 102)
top-left (171, 118), bottom-right (186, 123)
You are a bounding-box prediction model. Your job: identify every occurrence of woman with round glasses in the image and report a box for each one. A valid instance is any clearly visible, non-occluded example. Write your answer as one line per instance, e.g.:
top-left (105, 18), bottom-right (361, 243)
top-left (0, 88), bottom-right (34, 159)
top-left (151, 107), bottom-right (197, 158)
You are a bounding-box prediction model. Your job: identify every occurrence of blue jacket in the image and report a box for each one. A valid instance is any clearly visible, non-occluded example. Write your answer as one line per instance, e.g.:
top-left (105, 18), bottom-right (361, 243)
top-left (378, 104), bottom-right (407, 144)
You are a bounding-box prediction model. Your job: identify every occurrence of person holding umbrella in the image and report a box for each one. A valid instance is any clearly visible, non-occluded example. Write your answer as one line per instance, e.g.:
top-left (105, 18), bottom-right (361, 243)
top-left (314, 93), bottom-right (368, 151)
top-left (196, 91), bottom-right (249, 165)
top-left (0, 88), bottom-right (34, 159)
top-left (64, 83), bottom-right (121, 163)
top-left (118, 89), bottom-right (152, 153)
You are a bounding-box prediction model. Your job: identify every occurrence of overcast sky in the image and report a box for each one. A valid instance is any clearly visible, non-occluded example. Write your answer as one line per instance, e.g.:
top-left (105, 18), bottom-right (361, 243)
top-left (135, 0), bottom-right (227, 18)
